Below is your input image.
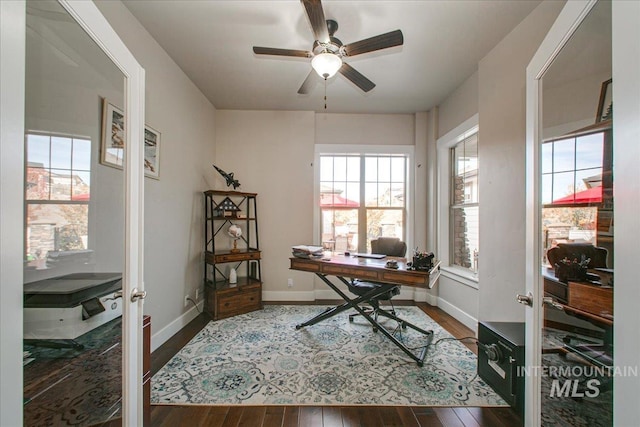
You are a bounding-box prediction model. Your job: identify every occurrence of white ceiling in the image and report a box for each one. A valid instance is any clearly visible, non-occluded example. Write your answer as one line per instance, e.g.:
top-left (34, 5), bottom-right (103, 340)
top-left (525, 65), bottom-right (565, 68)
top-left (122, 0), bottom-right (542, 114)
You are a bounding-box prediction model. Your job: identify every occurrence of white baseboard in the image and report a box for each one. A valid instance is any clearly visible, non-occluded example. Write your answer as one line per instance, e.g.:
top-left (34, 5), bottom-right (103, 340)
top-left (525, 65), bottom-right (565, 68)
top-left (262, 290), bottom-right (317, 301)
top-left (413, 288), bottom-right (438, 305)
top-left (437, 297), bottom-right (478, 335)
top-left (150, 301), bottom-right (204, 352)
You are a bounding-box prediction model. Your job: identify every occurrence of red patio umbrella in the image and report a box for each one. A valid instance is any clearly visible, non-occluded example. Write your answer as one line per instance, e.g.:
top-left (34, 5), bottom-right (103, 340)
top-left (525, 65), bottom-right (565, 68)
top-left (320, 193), bottom-right (359, 207)
top-left (552, 186), bottom-right (602, 204)
top-left (71, 193), bottom-right (90, 201)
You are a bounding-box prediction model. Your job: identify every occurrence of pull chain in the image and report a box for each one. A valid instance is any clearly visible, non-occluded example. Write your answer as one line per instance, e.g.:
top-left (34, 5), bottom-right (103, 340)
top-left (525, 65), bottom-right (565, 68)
top-left (323, 75), bottom-right (328, 110)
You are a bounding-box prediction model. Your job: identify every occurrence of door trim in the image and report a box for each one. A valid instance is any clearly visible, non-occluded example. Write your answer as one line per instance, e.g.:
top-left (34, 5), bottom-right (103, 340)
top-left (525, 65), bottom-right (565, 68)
top-left (58, 1), bottom-right (146, 424)
top-left (524, 1), bottom-right (598, 426)
top-left (0, 1), bottom-right (27, 425)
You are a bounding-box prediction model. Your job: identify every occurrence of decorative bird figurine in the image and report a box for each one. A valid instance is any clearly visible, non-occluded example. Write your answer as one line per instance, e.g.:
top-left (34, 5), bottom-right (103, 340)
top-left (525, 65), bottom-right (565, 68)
top-left (213, 164), bottom-right (241, 189)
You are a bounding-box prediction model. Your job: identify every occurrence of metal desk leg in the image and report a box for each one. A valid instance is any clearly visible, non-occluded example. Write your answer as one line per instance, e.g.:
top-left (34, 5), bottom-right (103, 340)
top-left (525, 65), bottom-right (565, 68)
top-left (295, 274), bottom-right (390, 329)
top-left (296, 273), bottom-right (433, 366)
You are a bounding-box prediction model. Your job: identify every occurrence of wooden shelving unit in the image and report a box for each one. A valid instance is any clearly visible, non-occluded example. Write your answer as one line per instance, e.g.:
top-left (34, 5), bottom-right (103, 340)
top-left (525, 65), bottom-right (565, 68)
top-left (203, 190), bottom-right (262, 320)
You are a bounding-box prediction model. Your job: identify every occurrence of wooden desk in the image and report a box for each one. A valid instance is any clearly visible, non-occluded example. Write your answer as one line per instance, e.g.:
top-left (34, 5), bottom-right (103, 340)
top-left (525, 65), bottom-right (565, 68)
top-left (543, 268), bottom-right (613, 325)
top-left (542, 269), bottom-right (613, 368)
top-left (290, 255), bottom-right (440, 366)
top-left (290, 255), bottom-right (440, 288)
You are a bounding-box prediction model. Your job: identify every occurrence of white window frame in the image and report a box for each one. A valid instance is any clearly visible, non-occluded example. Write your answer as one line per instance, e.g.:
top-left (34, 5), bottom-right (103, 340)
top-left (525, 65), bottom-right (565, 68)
top-left (314, 144), bottom-right (415, 254)
top-left (437, 114), bottom-right (479, 288)
top-left (24, 132), bottom-right (92, 258)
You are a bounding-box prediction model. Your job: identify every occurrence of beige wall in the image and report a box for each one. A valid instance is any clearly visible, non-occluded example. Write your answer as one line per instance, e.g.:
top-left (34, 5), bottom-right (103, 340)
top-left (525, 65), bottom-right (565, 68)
top-left (542, 70), bottom-right (611, 139)
top-left (96, 1), bottom-right (218, 339)
top-left (438, 71), bottom-right (479, 139)
top-left (315, 113), bottom-right (415, 145)
top-left (477, 0), bottom-right (565, 322)
top-left (434, 1), bottom-right (564, 326)
top-left (214, 110), bottom-right (316, 298)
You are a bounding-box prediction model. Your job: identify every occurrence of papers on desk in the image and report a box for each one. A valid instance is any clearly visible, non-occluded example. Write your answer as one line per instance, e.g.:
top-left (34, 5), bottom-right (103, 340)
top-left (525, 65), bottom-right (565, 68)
top-left (292, 245), bottom-right (324, 259)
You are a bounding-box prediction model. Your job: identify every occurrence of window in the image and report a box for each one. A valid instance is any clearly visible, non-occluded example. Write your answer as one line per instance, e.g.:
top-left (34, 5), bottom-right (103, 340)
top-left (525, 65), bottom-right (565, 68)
top-left (541, 129), bottom-right (609, 265)
top-left (450, 129), bottom-right (479, 272)
top-left (318, 149), bottom-right (409, 254)
top-left (25, 133), bottom-right (91, 262)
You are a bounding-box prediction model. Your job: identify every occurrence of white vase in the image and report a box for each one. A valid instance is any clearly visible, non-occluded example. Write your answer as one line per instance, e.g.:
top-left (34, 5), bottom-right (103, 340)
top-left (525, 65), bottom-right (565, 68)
top-left (229, 268), bottom-right (237, 284)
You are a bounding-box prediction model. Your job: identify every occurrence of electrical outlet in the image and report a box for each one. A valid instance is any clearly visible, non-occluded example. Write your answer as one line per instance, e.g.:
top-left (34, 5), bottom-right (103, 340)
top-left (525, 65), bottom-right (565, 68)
top-left (195, 289), bottom-right (200, 300)
top-left (184, 295), bottom-right (190, 307)
top-left (287, 278), bottom-right (293, 288)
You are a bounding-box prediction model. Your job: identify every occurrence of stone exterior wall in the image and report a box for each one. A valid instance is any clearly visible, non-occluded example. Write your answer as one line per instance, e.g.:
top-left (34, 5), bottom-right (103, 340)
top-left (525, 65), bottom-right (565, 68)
top-left (452, 175), bottom-right (471, 268)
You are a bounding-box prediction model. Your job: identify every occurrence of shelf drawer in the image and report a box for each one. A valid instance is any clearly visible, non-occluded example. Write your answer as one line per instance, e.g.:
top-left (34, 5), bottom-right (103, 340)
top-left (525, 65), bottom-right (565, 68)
top-left (214, 286), bottom-right (262, 320)
top-left (214, 251), bottom-right (261, 263)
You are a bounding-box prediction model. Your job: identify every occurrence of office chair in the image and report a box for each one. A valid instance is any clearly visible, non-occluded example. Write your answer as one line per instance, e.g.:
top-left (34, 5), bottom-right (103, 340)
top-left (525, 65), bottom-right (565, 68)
top-left (547, 243), bottom-right (608, 271)
top-left (347, 237), bottom-right (406, 330)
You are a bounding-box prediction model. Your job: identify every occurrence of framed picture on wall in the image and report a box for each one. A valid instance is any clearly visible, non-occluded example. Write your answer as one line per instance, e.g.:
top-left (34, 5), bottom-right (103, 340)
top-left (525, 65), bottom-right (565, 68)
top-left (100, 98), bottom-right (161, 179)
top-left (596, 78), bottom-right (612, 123)
top-left (143, 125), bottom-right (161, 179)
top-left (100, 100), bottom-right (125, 169)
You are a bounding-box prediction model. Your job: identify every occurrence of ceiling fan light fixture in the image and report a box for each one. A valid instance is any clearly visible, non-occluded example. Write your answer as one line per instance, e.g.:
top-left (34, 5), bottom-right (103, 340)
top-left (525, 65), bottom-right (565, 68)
top-left (311, 52), bottom-right (342, 79)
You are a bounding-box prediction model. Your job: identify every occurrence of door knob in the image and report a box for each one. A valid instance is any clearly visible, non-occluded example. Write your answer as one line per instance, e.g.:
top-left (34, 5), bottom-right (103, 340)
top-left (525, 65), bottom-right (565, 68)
top-left (542, 296), bottom-right (564, 311)
top-left (131, 288), bottom-right (147, 302)
top-left (105, 290), bottom-right (123, 301)
top-left (516, 292), bottom-right (533, 307)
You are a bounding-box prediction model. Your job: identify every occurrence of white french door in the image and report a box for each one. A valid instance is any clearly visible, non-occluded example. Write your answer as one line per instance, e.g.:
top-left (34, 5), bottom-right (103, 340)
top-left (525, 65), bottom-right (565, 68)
top-left (523, 1), bottom-right (629, 426)
top-left (1, 0), bottom-right (145, 425)
top-left (52, 1), bottom-right (146, 424)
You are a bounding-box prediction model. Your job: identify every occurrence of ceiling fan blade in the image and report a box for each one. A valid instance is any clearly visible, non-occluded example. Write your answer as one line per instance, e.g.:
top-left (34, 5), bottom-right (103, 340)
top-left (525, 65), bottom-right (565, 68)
top-left (343, 29), bottom-right (404, 57)
top-left (339, 63), bottom-right (375, 92)
top-left (253, 46), bottom-right (313, 58)
top-left (301, 0), bottom-right (330, 43)
top-left (297, 70), bottom-right (317, 94)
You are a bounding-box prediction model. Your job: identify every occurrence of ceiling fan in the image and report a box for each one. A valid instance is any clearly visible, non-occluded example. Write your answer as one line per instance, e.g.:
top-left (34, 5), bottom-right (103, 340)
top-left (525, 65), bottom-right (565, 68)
top-left (253, 0), bottom-right (404, 94)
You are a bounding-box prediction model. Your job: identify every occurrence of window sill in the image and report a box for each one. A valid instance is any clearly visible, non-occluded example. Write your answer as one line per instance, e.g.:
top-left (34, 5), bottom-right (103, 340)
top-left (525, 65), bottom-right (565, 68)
top-left (440, 266), bottom-right (479, 290)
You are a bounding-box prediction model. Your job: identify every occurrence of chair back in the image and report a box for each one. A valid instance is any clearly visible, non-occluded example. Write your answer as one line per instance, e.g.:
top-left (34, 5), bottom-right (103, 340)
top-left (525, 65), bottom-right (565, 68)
top-left (371, 237), bottom-right (407, 257)
top-left (547, 243), bottom-right (608, 269)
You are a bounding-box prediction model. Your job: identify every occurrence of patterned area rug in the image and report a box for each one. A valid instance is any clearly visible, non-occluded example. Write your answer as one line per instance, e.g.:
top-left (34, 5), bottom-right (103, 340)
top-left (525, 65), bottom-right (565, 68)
top-left (152, 305), bottom-right (507, 406)
top-left (541, 328), bottom-right (613, 426)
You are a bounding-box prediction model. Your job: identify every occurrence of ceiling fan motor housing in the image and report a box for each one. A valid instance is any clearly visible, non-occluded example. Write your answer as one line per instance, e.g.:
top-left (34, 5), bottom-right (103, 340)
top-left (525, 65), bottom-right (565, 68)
top-left (312, 20), bottom-right (343, 57)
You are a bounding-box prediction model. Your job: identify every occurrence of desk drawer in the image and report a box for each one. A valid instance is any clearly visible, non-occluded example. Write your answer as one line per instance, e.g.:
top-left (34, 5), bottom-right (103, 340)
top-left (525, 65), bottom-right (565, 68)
top-left (381, 270), bottom-right (427, 287)
top-left (568, 282), bottom-right (613, 317)
top-left (323, 265), bottom-right (378, 280)
top-left (290, 258), bottom-right (321, 272)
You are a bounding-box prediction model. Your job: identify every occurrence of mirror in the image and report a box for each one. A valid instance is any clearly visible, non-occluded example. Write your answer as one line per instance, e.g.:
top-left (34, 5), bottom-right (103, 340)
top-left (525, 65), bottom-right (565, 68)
top-left (23, 0), bottom-right (127, 424)
top-left (539, 1), bottom-right (613, 425)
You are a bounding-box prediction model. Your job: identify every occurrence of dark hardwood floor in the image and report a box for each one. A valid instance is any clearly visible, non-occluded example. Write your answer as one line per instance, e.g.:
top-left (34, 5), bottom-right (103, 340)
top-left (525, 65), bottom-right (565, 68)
top-left (150, 302), bottom-right (522, 427)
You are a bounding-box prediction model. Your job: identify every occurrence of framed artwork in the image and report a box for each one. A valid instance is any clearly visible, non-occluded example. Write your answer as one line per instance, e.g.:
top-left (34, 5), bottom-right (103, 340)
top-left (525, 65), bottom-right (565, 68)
top-left (100, 100), bottom-right (125, 169)
top-left (100, 98), bottom-right (161, 179)
top-left (596, 78), bottom-right (612, 123)
top-left (144, 125), bottom-right (161, 179)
